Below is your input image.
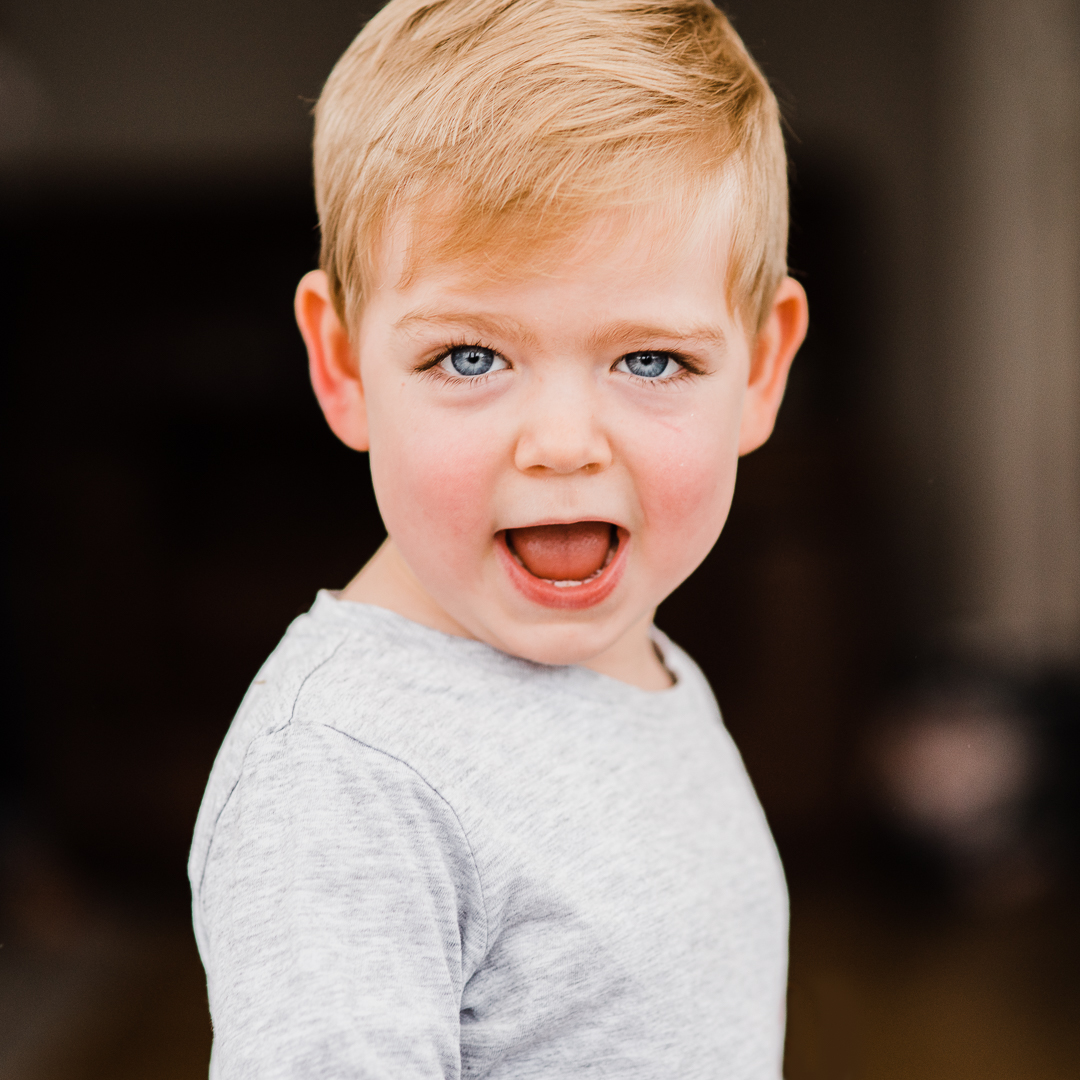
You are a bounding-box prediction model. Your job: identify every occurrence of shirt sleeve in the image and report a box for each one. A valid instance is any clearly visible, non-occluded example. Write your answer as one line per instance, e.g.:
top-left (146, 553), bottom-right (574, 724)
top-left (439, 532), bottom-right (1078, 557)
top-left (196, 721), bottom-right (487, 1080)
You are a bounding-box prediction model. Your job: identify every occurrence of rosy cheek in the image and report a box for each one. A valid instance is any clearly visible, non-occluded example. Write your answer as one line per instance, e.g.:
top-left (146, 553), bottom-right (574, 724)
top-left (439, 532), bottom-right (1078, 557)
top-left (371, 407), bottom-right (500, 573)
top-left (628, 416), bottom-right (738, 579)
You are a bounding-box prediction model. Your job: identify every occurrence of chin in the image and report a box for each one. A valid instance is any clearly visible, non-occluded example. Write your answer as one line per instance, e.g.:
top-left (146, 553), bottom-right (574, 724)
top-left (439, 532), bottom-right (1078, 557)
top-left (486, 616), bottom-right (630, 668)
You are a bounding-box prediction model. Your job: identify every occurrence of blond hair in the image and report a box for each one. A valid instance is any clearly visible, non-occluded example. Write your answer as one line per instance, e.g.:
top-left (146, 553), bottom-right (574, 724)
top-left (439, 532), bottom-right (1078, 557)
top-left (314, 0), bottom-right (788, 333)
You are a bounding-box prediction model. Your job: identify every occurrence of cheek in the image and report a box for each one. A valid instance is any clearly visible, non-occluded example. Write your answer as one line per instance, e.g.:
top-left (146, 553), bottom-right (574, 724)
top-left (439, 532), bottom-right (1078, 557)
top-left (628, 407), bottom-right (741, 579)
top-left (368, 400), bottom-right (501, 569)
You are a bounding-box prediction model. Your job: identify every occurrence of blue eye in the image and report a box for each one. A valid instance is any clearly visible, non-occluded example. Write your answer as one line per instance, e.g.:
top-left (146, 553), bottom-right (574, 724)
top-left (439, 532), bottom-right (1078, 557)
top-left (441, 345), bottom-right (507, 378)
top-left (617, 351), bottom-right (679, 379)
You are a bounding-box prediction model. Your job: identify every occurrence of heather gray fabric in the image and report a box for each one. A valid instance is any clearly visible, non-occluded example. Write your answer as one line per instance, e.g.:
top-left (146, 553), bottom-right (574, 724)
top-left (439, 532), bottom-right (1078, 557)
top-left (189, 592), bottom-right (788, 1079)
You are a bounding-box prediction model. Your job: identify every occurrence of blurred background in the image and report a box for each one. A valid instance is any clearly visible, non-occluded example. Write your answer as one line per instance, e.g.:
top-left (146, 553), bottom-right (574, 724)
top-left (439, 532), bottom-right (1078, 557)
top-left (1, 0), bottom-right (1078, 1076)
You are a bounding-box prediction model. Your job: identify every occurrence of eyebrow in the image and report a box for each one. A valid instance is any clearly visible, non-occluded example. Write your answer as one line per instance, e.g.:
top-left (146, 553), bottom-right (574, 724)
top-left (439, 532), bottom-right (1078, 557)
top-left (394, 310), bottom-right (727, 353)
top-left (584, 321), bottom-right (728, 353)
top-left (394, 310), bottom-right (542, 347)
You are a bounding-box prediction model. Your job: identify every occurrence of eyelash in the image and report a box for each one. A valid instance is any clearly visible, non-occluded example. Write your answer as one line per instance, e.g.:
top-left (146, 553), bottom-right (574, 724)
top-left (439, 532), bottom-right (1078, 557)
top-left (621, 353), bottom-right (702, 388)
top-left (416, 343), bottom-right (704, 386)
top-left (416, 339), bottom-right (506, 387)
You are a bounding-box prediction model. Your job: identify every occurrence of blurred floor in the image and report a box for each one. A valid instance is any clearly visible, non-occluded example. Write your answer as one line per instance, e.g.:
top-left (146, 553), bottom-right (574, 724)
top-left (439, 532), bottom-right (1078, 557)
top-left (785, 880), bottom-right (1080, 1080)
top-left (0, 920), bottom-right (210, 1080)
top-left (0, 833), bottom-right (210, 1080)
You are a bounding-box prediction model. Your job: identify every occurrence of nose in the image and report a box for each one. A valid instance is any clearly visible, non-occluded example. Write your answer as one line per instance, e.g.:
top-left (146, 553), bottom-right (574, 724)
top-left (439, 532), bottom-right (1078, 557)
top-left (513, 372), bottom-right (613, 475)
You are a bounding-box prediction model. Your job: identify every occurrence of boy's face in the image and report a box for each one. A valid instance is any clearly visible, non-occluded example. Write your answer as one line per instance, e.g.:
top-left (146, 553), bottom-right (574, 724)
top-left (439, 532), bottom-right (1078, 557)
top-left (301, 198), bottom-right (806, 675)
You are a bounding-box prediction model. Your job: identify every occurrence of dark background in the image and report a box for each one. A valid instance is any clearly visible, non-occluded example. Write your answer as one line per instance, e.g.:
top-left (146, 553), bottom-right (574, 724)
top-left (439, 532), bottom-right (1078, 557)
top-left (2, 2), bottom-right (1079, 1077)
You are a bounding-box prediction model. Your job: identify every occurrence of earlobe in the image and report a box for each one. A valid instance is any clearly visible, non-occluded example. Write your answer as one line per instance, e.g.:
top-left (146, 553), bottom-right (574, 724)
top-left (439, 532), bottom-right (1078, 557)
top-left (294, 269), bottom-right (369, 452)
top-left (737, 276), bottom-right (809, 455)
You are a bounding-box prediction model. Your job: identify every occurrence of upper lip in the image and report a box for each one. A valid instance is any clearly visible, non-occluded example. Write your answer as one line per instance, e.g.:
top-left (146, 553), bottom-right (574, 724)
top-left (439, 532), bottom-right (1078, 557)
top-left (499, 516), bottom-right (626, 532)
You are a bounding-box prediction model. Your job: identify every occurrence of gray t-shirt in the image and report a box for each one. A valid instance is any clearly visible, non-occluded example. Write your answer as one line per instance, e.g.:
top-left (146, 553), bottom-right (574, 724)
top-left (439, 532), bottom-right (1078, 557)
top-left (189, 592), bottom-right (788, 1079)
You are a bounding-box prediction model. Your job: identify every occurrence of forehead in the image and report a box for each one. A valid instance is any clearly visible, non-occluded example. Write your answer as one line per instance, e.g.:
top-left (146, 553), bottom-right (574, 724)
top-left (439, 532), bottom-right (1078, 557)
top-left (369, 183), bottom-right (737, 304)
top-left (355, 196), bottom-right (745, 355)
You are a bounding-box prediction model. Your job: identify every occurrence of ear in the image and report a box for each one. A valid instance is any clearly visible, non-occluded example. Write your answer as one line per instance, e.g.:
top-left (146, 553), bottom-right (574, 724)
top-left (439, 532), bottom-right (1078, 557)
top-left (295, 269), bottom-right (369, 452)
top-left (737, 276), bottom-right (809, 455)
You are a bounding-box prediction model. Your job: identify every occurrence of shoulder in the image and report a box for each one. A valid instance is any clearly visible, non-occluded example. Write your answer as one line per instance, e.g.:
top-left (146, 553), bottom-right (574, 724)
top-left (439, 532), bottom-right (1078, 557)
top-left (197, 590), bottom-right (504, 776)
top-left (189, 694), bottom-right (490, 965)
top-left (187, 594), bottom-right (516, 903)
top-left (187, 595), bottom-right (355, 845)
top-left (195, 719), bottom-right (482, 896)
top-left (191, 720), bottom-right (492, 1032)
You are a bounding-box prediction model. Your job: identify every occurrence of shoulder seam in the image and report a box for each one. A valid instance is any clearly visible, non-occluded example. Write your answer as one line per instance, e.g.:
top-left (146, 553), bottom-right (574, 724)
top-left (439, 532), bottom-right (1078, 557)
top-left (194, 631), bottom-right (352, 906)
top-left (317, 721), bottom-right (491, 965)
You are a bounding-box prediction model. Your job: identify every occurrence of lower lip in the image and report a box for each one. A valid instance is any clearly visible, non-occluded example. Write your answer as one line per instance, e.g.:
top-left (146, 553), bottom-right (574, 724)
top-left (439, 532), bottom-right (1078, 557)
top-left (496, 527), bottom-right (629, 610)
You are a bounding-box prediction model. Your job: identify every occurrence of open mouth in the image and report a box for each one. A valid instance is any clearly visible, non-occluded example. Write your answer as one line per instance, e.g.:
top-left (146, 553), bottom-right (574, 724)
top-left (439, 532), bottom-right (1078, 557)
top-left (498, 521), bottom-right (628, 609)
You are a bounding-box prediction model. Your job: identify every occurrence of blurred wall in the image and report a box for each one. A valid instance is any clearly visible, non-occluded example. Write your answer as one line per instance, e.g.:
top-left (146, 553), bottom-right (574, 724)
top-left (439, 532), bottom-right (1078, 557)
top-left (933, 0), bottom-right (1080, 669)
top-left (728, 0), bottom-right (1080, 676)
top-left (0, 0), bottom-right (374, 183)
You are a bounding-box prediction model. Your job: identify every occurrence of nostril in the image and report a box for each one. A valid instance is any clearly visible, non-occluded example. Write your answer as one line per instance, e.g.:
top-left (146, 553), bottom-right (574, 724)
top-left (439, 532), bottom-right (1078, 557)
top-left (515, 447), bottom-right (611, 476)
top-left (513, 415), bottom-right (612, 475)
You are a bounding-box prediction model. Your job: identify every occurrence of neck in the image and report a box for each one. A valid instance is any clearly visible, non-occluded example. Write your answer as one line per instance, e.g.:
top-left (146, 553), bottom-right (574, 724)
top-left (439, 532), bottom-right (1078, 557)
top-left (579, 610), bottom-right (674, 690)
top-left (341, 539), bottom-right (468, 637)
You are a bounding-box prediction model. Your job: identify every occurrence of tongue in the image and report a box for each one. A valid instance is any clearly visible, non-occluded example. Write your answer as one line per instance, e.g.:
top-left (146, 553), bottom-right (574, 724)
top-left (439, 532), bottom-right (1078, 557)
top-left (508, 521), bottom-right (613, 581)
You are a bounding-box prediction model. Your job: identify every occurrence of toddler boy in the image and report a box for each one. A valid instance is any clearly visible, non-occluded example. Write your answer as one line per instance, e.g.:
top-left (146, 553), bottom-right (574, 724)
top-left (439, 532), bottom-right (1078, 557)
top-left (189, 0), bottom-right (808, 1075)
